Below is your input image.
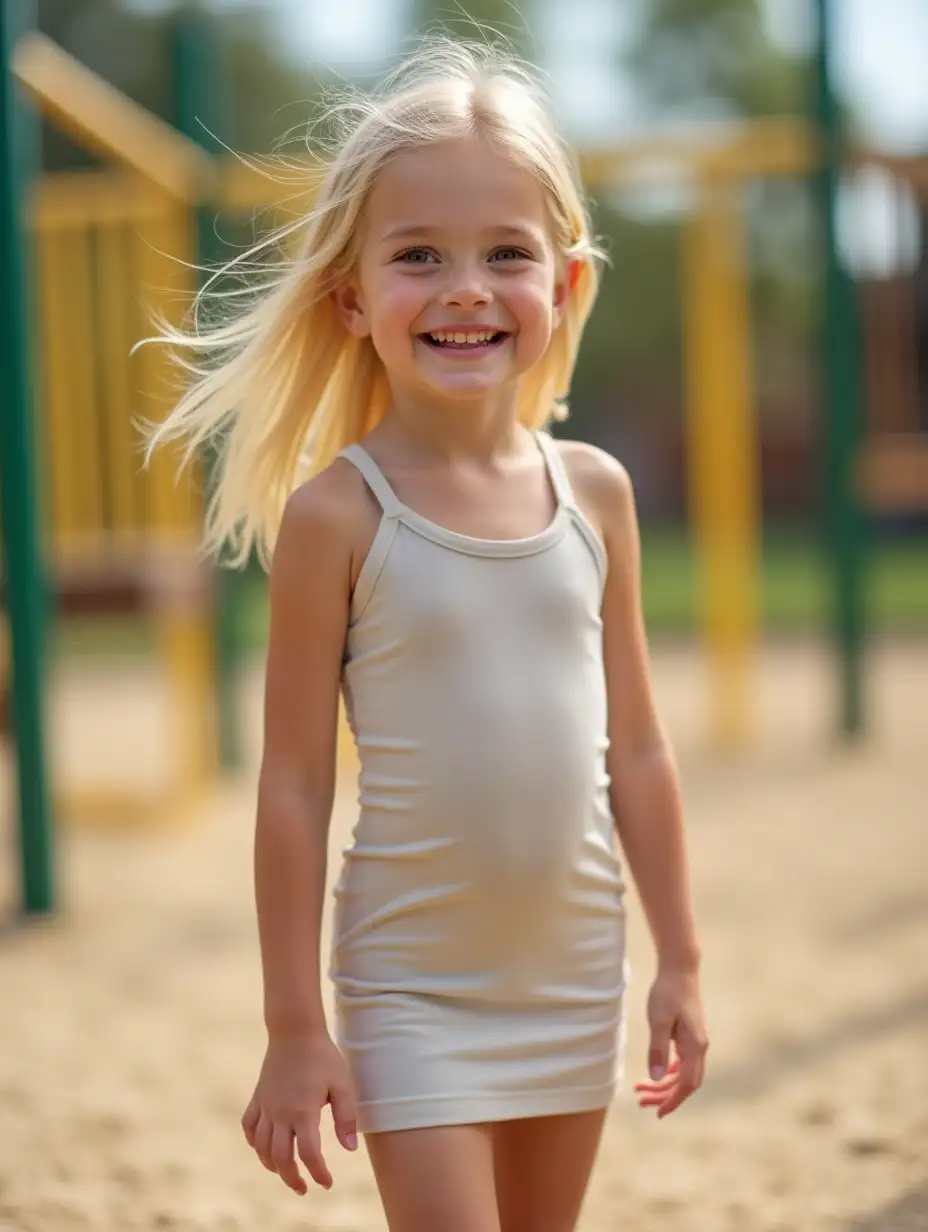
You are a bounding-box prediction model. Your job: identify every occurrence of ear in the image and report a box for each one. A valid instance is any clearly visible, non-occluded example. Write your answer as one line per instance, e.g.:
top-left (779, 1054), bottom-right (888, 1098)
top-left (552, 257), bottom-right (583, 328)
top-left (330, 279), bottom-right (372, 338)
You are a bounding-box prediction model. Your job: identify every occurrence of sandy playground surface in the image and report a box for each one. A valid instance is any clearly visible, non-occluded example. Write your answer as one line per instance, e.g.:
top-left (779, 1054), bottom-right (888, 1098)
top-left (0, 639), bottom-right (926, 1232)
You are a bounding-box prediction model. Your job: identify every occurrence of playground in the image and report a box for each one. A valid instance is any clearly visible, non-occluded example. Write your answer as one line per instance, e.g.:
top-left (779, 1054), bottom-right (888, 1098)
top-left (1, 639), bottom-right (926, 1231)
top-left (2, 2), bottom-right (928, 1229)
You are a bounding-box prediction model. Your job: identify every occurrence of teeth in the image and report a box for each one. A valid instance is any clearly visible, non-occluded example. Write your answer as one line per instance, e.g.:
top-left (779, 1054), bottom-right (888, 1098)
top-left (428, 330), bottom-right (499, 344)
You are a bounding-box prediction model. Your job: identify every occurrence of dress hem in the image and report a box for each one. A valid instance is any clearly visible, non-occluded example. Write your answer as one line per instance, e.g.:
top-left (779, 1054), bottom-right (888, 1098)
top-left (358, 1081), bottom-right (617, 1135)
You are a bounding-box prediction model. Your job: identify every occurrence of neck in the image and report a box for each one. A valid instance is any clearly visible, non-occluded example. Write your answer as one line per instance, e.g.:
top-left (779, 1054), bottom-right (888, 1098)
top-left (379, 385), bottom-right (528, 462)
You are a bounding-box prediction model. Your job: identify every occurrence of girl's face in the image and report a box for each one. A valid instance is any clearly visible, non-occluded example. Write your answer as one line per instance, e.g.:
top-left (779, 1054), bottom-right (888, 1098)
top-left (335, 135), bottom-right (573, 408)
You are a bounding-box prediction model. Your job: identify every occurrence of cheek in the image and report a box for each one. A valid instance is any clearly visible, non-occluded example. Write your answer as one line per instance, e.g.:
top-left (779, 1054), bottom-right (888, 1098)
top-left (508, 279), bottom-right (556, 337)
top-left (371, 277), bottom-right (429, 335)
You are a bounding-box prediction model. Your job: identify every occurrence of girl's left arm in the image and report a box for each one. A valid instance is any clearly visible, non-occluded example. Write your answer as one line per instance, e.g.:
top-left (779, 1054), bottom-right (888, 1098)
top-left (568, 441), bottom-right (709, 1117)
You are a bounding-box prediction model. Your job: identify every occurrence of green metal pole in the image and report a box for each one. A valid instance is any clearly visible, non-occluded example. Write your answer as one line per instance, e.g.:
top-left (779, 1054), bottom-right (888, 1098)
top-left (172, 7), bottom-right (243, 770)
top-left (0, 0), bottom-right (54, 914)
top-left (813, 0), bottom-right (866, 737)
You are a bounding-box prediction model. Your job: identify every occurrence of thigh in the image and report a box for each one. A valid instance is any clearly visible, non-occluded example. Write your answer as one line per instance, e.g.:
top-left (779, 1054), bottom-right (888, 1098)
top-left (365, 1123), bottom-right (501, 1232)
top-left (493, 1108), bottom-right (608, 1232)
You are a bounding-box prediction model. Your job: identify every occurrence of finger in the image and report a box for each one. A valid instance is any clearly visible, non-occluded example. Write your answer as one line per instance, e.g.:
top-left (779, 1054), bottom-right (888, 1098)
top-left (252, 1112), bottom-right (275, 1172)
top-left (672, 1025), bottom-right (706, 1096)
top-left (634, 1076), bottom-right (677, 1098)
top-left (328, 1080), bottom-right (359, 1153)
top-left (656, 1066), bottom-right (698, 1118)
top-left (648, 1017), bottom-right (675, 1080)
top-left (657, 1083), bottom-right (694, 1118)
top-left (271, 1121), bottom-right (307, 1196)
top-left (675, 1050), bottom-right (702, 1096)
top-left (296, 1120), bottom-right (333, 1190)
top-left (690, 1033), bottom-right (709, 1092)
top-left (634, 1072), bottom-right (677, 1092)
top-left (634, 1058), bottom-right (679, 1093)
top-left (241, 1097), bottom-right (260, 1147)
top-left (688, 1049), bottom-right (706, 1095)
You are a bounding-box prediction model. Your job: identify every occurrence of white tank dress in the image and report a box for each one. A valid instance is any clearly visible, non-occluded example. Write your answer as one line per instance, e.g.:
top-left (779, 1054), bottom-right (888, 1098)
top-left (330, 431), bottom-right (628, 1134)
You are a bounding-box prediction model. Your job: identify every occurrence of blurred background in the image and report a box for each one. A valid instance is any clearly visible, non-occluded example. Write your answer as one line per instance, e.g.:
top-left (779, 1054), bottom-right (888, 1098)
top-left (0, 2), bottom-right (926, 1230)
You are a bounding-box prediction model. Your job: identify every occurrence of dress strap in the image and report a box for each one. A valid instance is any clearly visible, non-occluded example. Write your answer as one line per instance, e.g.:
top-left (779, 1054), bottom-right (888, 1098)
top-left (535, 431), bottom-right (576, 508)
top-left (339, 444), bottom-right (404, 518)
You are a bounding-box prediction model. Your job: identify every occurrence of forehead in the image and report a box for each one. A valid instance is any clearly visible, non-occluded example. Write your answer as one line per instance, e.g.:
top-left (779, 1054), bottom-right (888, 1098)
top-left (364, 136), bottom-right (550, 240)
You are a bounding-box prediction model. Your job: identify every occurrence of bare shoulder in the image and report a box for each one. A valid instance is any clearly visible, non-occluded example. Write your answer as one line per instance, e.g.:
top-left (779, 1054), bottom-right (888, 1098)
top-left (553, 437), bottom-right (635, 534)
top-left (272, 455), bottom-right (375, 585)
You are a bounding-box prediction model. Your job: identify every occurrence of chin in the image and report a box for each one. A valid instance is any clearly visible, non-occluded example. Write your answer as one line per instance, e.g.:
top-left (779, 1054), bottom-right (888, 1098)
top-left (428, 378), bottom-right (515, 404)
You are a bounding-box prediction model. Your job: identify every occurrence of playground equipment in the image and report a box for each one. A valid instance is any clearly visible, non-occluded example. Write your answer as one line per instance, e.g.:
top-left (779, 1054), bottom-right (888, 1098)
top-left (4, 5), bottom-right (928, 918)
top-left (5, 30), bottom-right (218, 838)
top-left (1, 0), bottom-right (51, 914)
top-left (596, 120), bottom-right (928, 747)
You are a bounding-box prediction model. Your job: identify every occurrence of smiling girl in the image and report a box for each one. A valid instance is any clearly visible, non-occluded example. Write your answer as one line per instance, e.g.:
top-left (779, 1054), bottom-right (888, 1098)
top-left (146, 36), bottom-right (708, 1232)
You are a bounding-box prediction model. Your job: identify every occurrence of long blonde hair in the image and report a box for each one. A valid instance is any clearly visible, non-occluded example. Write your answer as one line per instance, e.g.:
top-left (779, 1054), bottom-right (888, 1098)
top-left (143, 36), bottom-right (605, 568)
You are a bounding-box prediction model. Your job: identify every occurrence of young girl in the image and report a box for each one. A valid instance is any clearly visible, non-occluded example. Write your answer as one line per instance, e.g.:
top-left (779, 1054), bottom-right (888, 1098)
top-left (148, 36), bottom-right (707, 1232)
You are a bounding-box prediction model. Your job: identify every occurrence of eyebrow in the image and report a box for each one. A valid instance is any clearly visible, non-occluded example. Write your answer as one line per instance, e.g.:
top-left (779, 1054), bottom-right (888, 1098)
top-left (381, 223), bottom-right (544, 245)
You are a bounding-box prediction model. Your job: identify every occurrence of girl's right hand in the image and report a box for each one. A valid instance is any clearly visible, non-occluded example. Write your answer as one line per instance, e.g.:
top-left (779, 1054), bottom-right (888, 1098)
top-left (241, 1030), bottom-right (359, 1194)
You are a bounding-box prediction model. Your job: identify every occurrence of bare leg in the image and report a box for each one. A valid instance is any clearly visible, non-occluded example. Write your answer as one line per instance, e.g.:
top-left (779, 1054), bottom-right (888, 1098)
top-left (493, 1109), bottom-right (608, 1232)
top-left (366, 1123), bottom-right (501, 1232)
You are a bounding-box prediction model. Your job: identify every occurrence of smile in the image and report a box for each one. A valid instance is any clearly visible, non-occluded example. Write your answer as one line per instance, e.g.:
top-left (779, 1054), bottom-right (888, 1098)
top-left (420, 329), bottom-right (509, 350)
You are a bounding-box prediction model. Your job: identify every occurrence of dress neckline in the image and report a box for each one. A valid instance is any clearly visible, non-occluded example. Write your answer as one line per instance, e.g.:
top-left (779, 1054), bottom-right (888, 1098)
top-left (395, 501), bottom-right (570, 559)
top-left (344, 430), bottom-right (573, 559)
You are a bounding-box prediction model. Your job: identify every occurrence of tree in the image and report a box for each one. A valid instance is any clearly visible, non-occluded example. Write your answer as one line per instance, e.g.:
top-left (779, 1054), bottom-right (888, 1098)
top-left (406, 0), bottom-right (536, 51)
top-left (625, 0), bottom-right (808, 120)
top-left (607, 0), bottom-right (816, 435)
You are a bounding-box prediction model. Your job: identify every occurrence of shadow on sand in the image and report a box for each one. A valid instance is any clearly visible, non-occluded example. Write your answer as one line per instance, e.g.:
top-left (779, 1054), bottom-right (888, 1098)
top-left (696, 986), bottom-right (928, 1110)
top-left (845, 1180), bottom-right (928, 1231)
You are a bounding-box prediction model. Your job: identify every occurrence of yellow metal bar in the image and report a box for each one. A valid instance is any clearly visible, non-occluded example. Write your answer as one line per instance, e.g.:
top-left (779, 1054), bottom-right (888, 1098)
top-left (159, 607), bottom-right (217, 794)
top-left (704, 120), bottom-right (819, 181)
top-left (96, 202), bottom-right (139, 547)
top-left (132, 200), bottom-right (199, 539)
top-left (35, 223), bottom-right (105, 556)
top-left (62, 222), bottom-right (105, 544)
top-left (682, 179), bottom-right (760, 751)
top-left (30, 169), bottom-right (156, 229)
top-left (12, 33), bottom-right (213, 203)
top-left (132, 201), bottom-right (216, 799)
top-left (160, 205), bottom-right (201, 535)
top-left (35, 226), bottom-right (76, 551)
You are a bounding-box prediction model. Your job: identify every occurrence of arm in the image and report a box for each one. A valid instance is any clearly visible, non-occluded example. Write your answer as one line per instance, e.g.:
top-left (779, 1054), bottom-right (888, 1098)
top-left (255, 481), bottom-right (349, 1037)
top-left (597, 464), bottom-right (701, 976)
top-left (242, 466), bottom-right (362, 1192)
top-left (563, 441), bottom-right (708, 1115)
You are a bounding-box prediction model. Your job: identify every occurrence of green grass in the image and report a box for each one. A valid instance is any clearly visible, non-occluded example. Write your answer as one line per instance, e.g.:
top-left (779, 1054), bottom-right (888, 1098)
top-left (639, 525), bottom-right (928, 635)
top-left (51, 525), bottom-right (928, 662)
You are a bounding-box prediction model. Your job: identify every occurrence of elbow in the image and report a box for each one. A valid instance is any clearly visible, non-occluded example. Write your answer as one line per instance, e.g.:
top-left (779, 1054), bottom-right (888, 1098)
top-left (607, 736), bottom-right (680, 820)
top-left (611, 725), bottom-right (675, 773)
top-left (256, 762), bottom-right (334, 831)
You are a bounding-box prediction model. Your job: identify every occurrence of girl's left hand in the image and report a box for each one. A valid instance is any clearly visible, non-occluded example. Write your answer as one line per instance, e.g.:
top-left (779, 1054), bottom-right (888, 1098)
top-left (634, 968), bottom-right (709, 1118)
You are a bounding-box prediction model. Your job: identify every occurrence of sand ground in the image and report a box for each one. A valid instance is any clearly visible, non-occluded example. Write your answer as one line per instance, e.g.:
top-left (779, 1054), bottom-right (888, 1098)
top-left (0, 640), bottom-right (926, 1231)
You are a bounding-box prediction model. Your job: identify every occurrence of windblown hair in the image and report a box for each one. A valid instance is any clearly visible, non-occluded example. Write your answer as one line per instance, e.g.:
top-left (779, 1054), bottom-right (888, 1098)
top-left (143, 35), bottom-right (605, 568)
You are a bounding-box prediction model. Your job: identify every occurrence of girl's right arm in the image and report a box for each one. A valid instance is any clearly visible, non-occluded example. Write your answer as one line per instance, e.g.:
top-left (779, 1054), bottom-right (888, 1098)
top-left (240, 468), bottom-right (362, 1196)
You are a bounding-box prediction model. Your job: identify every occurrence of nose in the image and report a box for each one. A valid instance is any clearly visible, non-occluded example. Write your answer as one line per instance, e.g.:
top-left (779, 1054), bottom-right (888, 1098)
top-left (439, 263), bottom-right (493, 310)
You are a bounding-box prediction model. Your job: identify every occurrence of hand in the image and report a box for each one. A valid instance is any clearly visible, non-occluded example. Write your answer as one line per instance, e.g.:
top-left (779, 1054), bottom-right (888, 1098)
top-left (241, 1030), bottom-right (358, 1194)
top-left (634, 967), bottom-right (708, 1118)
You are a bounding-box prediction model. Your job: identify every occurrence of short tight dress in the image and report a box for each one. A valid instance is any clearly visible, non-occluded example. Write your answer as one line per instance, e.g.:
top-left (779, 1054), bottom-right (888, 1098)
top-left (329, 430), bottom-right (628, 1134)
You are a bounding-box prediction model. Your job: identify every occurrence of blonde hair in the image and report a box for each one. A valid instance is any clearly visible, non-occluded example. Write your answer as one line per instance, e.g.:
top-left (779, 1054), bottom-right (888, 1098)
top-left (144, 35), bottom-right (605, 568)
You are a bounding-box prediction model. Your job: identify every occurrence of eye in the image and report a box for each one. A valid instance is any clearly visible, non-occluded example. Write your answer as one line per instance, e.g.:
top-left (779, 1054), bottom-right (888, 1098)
top-left (489, 247), bottom-right (532, 263)
top-left (393, 247), bottom-right (439, 265)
